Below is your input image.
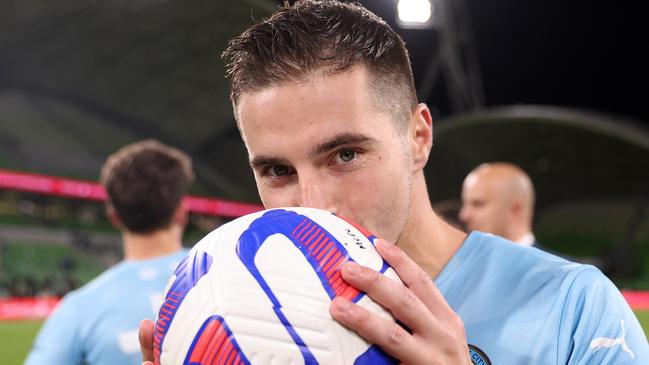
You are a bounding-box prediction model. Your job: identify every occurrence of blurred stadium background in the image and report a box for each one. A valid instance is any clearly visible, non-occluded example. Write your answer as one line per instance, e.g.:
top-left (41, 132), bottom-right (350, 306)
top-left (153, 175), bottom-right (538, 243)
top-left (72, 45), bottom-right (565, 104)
top-left (1, 0), bottom-right (647, 363)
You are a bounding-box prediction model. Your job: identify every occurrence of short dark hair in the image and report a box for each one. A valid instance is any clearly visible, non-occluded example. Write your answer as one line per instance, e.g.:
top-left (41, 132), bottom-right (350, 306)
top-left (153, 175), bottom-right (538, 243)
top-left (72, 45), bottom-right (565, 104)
top-left (100, 139), bottom-right (194, 234)
top-left (222, 0), bottom-right (418, 128)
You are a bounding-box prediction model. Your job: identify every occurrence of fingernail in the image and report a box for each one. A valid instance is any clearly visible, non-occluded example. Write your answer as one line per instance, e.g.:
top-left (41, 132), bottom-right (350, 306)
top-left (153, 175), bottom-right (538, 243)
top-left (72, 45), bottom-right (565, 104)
top-left (343, 261), bottom-right (360, 276)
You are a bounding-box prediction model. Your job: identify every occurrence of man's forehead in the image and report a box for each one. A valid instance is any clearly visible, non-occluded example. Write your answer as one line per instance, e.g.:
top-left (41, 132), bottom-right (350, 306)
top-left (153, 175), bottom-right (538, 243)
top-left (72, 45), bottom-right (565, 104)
top-left (464, 175), bottom-right (495, 197)
top-left (236, 66), bottom-right (374, 110)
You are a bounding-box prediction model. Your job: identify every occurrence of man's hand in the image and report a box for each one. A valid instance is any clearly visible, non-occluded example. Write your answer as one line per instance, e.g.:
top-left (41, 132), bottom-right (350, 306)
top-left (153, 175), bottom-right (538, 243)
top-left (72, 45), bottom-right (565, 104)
top-left (139, 319), bottom-right (155, 365)
top-left (330, 240), bottom-right (472, 365)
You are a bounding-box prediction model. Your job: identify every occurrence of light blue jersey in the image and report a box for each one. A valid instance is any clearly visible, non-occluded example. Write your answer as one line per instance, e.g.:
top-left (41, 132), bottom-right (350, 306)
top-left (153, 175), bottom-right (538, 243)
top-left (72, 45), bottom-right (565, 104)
top-left (24, 249), bottom-right (188, 365)
top-left (436, 232), bottom-right (649, 364)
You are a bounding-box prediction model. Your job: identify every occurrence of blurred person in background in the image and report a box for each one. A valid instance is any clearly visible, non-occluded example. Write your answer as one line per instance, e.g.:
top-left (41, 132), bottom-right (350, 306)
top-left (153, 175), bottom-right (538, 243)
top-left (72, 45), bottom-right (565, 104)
top-left (459, 162), bottom-right (547, 249)
top-left (25, 139), bottom-right (193, 365)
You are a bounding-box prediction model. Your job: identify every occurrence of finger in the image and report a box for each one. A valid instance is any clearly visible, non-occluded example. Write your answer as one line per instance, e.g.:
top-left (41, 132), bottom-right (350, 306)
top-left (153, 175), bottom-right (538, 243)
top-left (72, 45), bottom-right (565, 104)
top-left (339, 261), bottom-right (435, 333)
top-left (330, 296), bottom-right (421, 363)
top-left (139, 319), bottom-right (155, 363)
top-left (376, 240), bottom-right (456, 321)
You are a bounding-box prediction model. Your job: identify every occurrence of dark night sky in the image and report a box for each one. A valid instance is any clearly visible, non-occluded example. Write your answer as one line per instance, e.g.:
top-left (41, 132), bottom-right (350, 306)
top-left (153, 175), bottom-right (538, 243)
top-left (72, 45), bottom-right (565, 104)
top-left (362, 0), bottom-right (648, 122)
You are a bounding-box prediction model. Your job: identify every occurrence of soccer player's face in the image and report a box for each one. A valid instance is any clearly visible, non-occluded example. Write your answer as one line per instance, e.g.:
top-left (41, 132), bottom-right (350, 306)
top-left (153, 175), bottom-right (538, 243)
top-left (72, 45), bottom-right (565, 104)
top-left (236, 67), bottom-right (413, 243)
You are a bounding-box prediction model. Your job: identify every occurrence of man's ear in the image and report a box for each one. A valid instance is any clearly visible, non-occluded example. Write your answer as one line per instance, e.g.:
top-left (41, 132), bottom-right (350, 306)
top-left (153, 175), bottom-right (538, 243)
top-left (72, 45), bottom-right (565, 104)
top-left (510, 201), bottom-right (523, 218)
top-left (106, 205), bottom-right (124, 230)
top-left (172, 199), bottom-right (189, 228)
top-left (410, 103), bottom-right (433, 172)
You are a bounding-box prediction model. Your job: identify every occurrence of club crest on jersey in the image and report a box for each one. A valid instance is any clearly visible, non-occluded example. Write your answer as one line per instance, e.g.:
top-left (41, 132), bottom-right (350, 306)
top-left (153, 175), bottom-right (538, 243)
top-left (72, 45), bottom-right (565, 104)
top-left (469, 344), bottom-right (491, 365)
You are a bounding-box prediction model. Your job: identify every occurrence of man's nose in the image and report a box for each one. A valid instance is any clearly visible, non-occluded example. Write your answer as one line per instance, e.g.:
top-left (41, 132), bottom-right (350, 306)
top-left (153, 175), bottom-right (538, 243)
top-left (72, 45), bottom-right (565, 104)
top-left (297, 179), bottom-right (337, 214)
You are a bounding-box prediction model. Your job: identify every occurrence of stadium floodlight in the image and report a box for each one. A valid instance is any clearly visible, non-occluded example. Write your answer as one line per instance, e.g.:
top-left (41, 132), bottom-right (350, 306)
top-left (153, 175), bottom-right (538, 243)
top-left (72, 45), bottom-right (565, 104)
top-left (396, 0), bottom-right (435, 29)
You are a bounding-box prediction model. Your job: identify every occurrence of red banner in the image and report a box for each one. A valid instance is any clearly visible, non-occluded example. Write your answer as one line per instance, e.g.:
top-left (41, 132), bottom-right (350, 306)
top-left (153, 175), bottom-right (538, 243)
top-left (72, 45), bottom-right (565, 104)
top-left (0, 168), bottom-right (263, 218)
top-left (0, 297), bottom-right (60, 320)
top-left (622, 290), bottom-right (649, 310)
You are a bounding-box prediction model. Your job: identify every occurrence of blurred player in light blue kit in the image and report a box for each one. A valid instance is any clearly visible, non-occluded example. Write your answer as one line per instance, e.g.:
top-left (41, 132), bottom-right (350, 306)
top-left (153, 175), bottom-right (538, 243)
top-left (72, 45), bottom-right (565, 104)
top-left (25, 139), bottom-right (193, 365)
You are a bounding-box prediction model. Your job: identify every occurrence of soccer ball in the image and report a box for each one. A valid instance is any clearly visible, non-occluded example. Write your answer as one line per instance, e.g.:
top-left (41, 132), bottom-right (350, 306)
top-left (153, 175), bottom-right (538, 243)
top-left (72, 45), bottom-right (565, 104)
top-left (154, 207), bottom-right (401, 365)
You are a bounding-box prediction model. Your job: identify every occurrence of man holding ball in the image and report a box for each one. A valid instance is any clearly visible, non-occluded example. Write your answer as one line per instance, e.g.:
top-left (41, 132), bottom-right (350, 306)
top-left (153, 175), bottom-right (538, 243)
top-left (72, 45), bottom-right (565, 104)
top-left (141, 1), bottom-right (648, 363)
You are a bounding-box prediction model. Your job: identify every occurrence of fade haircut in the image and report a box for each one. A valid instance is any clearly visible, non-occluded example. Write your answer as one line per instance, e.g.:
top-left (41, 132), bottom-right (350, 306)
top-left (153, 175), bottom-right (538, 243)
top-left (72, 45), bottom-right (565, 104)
top-left (222, 0), bottom-right (418, 130)
top-left (100, 139), bottom-right (195, 234)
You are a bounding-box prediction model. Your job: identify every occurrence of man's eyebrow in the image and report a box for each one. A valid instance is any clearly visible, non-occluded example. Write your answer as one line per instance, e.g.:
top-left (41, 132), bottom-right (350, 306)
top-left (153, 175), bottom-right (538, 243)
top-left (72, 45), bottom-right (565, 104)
top-left (309, 133), bottom-right (375, 157)
top-left (250, 156), bottom-right (289, 169)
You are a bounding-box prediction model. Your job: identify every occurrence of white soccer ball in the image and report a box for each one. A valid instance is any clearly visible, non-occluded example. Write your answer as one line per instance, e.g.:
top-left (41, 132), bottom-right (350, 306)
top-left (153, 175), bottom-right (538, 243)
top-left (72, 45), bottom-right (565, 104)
top-left (154, 207), bottom-right (401, 365)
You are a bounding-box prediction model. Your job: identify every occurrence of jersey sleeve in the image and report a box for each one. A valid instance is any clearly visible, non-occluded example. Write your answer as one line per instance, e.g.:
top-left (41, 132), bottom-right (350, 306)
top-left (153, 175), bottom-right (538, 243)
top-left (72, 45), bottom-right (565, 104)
top-left (23, 294), bottom-right (84, 365)
top-left (559, 266), bottom-right (649, 364)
